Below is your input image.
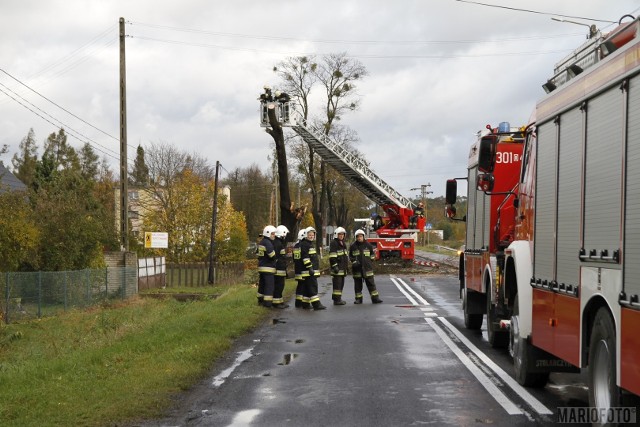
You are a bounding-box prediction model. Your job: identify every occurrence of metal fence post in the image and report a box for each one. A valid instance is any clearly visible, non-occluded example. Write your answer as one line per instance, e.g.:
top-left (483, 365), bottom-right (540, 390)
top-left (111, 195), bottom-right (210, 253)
top-left (38, 271), bottom-right (42, 318)
top-left (122, 267), bottom-right (126, 299)
top-left (64, 271), bottom-right (68, 311)
top-left (4, 272), bottom-right (9, 324)
top-left (84, 269), bottom-right (89, 306)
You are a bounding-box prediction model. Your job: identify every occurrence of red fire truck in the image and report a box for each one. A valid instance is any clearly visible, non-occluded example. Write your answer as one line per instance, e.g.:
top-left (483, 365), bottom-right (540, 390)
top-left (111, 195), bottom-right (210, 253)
top-left (445, 123), bottom-right (524, 347)
top-left (452, 15), bottom-right (640, 409)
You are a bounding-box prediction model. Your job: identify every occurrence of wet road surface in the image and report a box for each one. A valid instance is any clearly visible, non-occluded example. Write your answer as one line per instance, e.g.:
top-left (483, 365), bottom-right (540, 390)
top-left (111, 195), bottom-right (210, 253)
top-left (139, 273), bottom-right (638, 426)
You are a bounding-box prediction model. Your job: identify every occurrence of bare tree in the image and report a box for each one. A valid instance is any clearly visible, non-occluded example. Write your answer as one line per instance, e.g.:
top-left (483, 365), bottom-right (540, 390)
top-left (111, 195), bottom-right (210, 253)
top-left (260, 56), bottom-right (319, 240)
top-left (312, 53), bottom-right (367, 241)
top-left (269, 53), bottom-right (367, 244)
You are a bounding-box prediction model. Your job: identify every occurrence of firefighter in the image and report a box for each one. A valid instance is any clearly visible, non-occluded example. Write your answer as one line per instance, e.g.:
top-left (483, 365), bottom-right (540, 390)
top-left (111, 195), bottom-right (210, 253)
top-left (329, 226), bottom-right (349, 305)
top-left (300, 227), bottom-right (326, 310)
top-left (349, 229), bottom-right (383, 304)
top-left (257, 225), bottom-right (277, 307)
top-left (292, 228), bottom-right (308, 308)
top-left (409, 202), bottom-right (425, 229)
top-left (273, 225), bottom-right (290, 309)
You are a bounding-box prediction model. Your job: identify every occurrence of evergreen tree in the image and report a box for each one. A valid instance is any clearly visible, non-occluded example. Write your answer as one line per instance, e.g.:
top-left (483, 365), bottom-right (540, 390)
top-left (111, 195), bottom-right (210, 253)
top-left (79, 143), bottom-right (100, 181)
top-left (131, 145), bottom-right (149, 186)
top-left (43, 128), bottom-right (79, 172)
top-left (11, 128), bottom-right (38, 188)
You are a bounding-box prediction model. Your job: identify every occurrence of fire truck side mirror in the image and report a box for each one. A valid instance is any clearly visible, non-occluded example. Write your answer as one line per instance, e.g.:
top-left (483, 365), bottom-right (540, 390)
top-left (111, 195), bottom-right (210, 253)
top-left (478, 135), bottom-right (497, 173)
top-left (477, 173), bottom-right (495, 192)
top-left (446, 179), bottom-right (457, 205)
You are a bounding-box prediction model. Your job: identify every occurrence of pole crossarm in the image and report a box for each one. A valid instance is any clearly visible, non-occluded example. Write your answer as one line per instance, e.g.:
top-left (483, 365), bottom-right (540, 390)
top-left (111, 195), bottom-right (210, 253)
top-left (291, 120), bottom-right (414, 209)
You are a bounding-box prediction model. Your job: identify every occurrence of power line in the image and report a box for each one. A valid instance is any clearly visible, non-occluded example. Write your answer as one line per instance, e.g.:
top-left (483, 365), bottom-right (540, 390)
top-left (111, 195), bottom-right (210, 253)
top-left (129, 35), bottom-right (571, 59)
top-left (26, 25), bottom-right (117, 81)
top-left (129, 20), bottom-right (582, 45)
top-left (0, 67), bottom-right (120, 143)
top-left (453, 0), bottom-right (617, 23)
top-left (0, 85), bottom-right (131, 165)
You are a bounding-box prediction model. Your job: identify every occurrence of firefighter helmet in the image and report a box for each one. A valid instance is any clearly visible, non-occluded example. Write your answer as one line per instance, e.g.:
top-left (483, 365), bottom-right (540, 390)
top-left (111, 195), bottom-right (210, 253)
top-left (275, 225), bottom-right (289, 238)
top-left (334, 226), bottom-right (346, 238)
top-left (306, 227), bottom-right (316, 240)
top-left (263, 225), bottom-right (277, 238)
top-left (297, 228), bottom-right (308, 241)
top-left (354, 229), bottom-right (366, 238)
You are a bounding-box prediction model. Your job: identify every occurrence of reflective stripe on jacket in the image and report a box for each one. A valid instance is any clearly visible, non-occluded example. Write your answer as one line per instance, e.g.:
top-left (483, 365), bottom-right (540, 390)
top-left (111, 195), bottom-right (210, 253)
top-left (273, 237), bottom-right (287, 276)
top-left (329, 238), bottom-right (349, 276)
top-left (257, 237), bottom-right (276, 273)
top-left (300, 238), bottom-right (320, 277)
top-left (349, 240), bottom-right (375, 278)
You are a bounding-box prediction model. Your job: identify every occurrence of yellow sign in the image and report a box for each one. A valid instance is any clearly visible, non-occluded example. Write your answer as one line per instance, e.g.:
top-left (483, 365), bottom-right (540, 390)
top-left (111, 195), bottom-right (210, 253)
top-left (144, 232), bottom-right (168, 249)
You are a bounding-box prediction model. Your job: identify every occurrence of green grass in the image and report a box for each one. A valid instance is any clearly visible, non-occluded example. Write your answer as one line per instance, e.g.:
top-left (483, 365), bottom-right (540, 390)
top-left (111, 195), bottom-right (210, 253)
top-left (0, 281), bottom-right (295, 426)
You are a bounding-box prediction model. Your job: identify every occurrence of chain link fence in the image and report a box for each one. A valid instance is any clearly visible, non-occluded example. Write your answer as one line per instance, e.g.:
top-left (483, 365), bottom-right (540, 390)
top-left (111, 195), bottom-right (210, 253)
top-left (1, 267), bottom-right (137, 324)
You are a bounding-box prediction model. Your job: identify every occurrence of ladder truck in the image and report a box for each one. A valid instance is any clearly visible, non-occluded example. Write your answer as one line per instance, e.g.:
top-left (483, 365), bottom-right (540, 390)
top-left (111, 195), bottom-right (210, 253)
top-left (457, 15), bottom-right (640, 412)
top-left (445, 122), bottom-right (525, 348)
top-left (259, 99), bottom-right (425, 261)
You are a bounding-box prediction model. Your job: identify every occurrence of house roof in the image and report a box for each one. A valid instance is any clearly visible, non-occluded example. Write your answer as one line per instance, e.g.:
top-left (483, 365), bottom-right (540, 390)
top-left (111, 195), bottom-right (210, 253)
top-left (0, 162), bottom-right (27, 193)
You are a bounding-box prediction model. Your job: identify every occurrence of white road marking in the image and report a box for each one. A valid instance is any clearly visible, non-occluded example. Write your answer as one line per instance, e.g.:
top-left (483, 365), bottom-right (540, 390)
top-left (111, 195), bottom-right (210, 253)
top-left (212, 347), bottom-right (254, 387)
top-left (425, 317), bottom-right (523, 415)
top-left (397, 278), bottom-right (552, 417)
top-left (391, 277), bottom-right (418, 305)
top-left (226, 408), bottom-right (261, 426)
top-left (395, 277), bottom-right (430, 305)
top-left (437, 317), bottom-right (553, 415)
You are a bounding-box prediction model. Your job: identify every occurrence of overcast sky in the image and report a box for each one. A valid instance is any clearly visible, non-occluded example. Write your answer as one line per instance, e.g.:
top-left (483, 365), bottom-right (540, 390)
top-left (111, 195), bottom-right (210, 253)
top-left (1, 0), bottom-right (638, 198)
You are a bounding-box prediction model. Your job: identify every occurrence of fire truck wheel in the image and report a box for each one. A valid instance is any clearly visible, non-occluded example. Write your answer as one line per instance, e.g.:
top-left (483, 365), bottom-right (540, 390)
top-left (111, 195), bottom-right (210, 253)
top-left (487, 294), bottom-right (508, 348)
top-left (462, 289), bottom-right (483, 330)
top-left (588, 308), bottom-right (621, 411)
top-left (510, 298), bottom-right (549, 388)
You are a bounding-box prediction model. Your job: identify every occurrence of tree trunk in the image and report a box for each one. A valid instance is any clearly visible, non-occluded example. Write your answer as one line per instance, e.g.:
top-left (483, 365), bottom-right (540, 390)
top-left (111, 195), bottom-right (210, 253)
top-left (266, 105), bottom-right (298, 241)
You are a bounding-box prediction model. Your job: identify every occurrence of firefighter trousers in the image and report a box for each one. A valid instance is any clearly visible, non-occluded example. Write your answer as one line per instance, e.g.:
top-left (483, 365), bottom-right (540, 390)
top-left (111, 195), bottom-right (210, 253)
top-left (353, 275), bottom-right (380, 302)
top-left (273, 275), bottom-right (286, 305)
top-left (304, 276), bottom-right (320, 304)
top-left (331, 275), bottom-right (345, 301)
top-left (258, 272), bottom-right (275, 306)
top-left (295, 279), bottom-right (305, 306)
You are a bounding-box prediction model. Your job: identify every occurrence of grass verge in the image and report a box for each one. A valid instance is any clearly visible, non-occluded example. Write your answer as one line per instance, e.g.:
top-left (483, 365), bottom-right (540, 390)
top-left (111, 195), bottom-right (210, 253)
top-left (0, 281), bottom-right (295, 426)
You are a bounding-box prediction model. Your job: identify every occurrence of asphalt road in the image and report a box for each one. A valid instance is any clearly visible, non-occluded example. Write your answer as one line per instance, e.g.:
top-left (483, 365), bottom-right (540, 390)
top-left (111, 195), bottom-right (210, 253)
top-left (138, 272), bottom-right (639, 427)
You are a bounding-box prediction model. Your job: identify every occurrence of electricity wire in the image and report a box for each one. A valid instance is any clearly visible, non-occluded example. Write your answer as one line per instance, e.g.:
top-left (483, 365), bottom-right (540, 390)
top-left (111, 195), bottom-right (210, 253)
top-left (452, 0), bottom-right (618, 23)
top-left (0, 67), bottom-right (120, 143)
top-left (129, 20), bottom-right (583, 45)
top-left (129, 35), bottom-right (572, 59)
top-left (0, 84), bottom-right (131, 165)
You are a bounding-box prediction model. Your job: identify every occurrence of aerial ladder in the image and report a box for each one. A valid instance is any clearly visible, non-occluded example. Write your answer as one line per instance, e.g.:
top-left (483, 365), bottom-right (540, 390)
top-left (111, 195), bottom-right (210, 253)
top-left (259, 97), bottom-right (425, 261)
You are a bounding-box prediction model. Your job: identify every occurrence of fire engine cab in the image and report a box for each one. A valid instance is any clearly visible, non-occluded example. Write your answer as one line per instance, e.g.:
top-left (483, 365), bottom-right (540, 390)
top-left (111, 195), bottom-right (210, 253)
top-left (446, 122), bottom-right (525, 348)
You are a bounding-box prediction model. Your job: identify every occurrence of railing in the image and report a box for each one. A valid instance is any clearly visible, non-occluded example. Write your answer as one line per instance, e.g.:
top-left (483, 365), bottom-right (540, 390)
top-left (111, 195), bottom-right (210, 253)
top-left (165, 262), bottom-right (245, 287)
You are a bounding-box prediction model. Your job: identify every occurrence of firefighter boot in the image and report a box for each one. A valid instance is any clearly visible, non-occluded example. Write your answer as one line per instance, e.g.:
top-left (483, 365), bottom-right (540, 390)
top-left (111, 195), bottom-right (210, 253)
top-left (333, 299), bottom-right (346, 305)
top-left (274, 303), bottom-right (290, 309)
top-left (354, 297), bottom-right (363, 304)
top-left (312, 301), bottom-right (327, 310)
top-left (302, 302), bottom-right (312, 310)
top-left (372, 296), bottom-right (383, 304)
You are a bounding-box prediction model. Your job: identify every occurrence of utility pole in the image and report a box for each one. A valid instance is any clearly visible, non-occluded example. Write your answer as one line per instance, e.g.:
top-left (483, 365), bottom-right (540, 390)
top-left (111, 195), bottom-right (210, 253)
top-left (208, 161), bottom-right (221, 284)
top-left (119, 17), bottom-right (129, 251)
